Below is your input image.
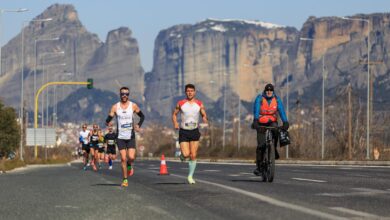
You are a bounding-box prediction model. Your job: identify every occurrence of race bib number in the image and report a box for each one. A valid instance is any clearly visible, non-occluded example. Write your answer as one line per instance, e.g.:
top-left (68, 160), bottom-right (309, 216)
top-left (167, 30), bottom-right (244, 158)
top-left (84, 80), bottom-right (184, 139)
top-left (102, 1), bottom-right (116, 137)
top-left (121, 123), bottom-right (133, 131)
top-left (98, 143), bottom-right (104, 148)
top-left (83, 139), bottom-right (88, 144)
top-left (108, 140), bottom-right (115, 145)
top-left (184, 121), bottom-right (198, 130)
top-left (92, 136), bottom-right (98, 141)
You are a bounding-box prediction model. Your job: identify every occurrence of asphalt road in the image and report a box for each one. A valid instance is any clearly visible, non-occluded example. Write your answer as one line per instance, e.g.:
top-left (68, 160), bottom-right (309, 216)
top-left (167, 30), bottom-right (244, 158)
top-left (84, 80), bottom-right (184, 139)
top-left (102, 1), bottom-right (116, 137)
top-left (1, 160), bottom-right (389, 220)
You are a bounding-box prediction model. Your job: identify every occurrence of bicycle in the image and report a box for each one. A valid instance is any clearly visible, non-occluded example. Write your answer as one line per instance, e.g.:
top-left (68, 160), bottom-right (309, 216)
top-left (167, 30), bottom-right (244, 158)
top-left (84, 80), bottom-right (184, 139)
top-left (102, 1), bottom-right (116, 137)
top-left (258, 126), bottom-right (279, 182)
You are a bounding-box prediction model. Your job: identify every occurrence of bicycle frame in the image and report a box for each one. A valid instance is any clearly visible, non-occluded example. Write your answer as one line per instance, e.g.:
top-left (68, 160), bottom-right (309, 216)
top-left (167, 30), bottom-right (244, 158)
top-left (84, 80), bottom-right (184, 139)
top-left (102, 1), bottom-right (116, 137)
top-left (259, 126), bottom-right (278, 182)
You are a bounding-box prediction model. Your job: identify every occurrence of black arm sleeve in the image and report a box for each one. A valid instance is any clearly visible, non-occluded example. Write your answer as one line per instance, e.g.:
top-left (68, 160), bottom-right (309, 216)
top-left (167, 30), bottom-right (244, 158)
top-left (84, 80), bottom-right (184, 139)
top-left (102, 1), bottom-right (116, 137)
top-left (136, 111), bottom-right (145, 127)
top-left (106, 115), bottom-right (113, 124)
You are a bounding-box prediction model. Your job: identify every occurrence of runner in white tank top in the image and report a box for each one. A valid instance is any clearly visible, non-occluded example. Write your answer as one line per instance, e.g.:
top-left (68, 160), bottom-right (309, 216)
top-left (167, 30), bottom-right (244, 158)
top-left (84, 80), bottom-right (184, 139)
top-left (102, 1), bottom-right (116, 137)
top-left (116, 101), bottom-right (134, 140)
top-left (172, 84), bottom-right (208, 184)
top-left (106, 87), bottom-right (145, 187)
top-left (79, 124), bottom-right (90, 170)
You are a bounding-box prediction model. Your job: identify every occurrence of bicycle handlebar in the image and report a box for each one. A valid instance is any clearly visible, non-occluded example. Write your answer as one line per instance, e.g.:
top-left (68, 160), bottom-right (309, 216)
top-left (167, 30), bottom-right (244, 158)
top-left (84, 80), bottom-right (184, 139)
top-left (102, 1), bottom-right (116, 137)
top-left (258, 126), bottom-right (281, 130)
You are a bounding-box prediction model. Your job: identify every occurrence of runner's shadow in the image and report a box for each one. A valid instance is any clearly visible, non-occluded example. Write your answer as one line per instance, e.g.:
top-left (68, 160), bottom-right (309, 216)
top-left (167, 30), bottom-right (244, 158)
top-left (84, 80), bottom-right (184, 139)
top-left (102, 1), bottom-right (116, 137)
top-left (155, 182), bottom-right (187, 185)
top-left (231, 179), bottom-right (263, 183)
top-left (91, 183), bottom-right (121, 187)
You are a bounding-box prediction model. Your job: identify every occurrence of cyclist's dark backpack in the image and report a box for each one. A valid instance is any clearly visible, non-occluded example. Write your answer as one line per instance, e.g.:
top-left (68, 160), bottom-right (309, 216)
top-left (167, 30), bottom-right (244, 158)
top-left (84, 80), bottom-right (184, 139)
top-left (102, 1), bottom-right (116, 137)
top-left (279, 130), bottom-right (291, 146)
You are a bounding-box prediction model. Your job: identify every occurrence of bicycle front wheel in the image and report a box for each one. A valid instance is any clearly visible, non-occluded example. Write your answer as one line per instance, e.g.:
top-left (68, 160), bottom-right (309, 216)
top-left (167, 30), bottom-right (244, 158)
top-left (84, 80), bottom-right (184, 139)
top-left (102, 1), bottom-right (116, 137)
top-left (266, 141), bottom-right (275, 182)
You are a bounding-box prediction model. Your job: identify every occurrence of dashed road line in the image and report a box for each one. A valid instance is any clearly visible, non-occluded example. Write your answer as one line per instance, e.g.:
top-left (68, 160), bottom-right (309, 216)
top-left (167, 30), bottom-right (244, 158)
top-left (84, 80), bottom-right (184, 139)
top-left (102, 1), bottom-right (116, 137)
top-left (329, 207), bottom-right (387, 219)
top-left (292, 178), bottom-right (327, 183)
top-left (165, 172), bottom-right (346, 220)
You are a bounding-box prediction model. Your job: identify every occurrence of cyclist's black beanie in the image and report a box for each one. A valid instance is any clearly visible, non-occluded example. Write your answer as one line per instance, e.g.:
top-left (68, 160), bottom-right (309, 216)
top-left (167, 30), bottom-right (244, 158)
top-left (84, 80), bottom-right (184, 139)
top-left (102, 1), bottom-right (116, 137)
top-left (264, 83), bottom-right (274, 92)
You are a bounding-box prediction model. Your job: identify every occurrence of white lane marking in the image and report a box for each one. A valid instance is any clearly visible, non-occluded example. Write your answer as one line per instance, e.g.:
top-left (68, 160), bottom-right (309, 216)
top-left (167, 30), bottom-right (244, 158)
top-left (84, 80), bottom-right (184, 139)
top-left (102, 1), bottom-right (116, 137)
top-left (292, 178), bottom-right (327, 183)
top-left (55, 205), bottom-right (79, 209)
top-left (148, 167), bottom-right (160, 170)
top-left (228, 174), bottom-right (241, 177)
top-left (167, 173), bottom-right (346, 220)
top-left (318, 188), bottom-right (390, 197)
top-left (168, 160), bottom-right (390, 168)
top-left (201, 170), bottom-right (220, 172)
top-left (330, 207), bottom-right (385, 219)
top-left (346, 174), bottom-right (371, 178)
top-left (239, 172), bottom-right (253, 175)
top-left (250, 176), bottom-right (261, 179)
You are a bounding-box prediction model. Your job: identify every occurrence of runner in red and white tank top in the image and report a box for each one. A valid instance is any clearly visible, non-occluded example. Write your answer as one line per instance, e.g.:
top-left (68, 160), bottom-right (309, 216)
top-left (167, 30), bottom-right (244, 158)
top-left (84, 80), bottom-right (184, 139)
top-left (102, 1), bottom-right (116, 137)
top-left (172, 84), bottom-right (208, 184)
top-left (178, 99), bottom-right (202, 130)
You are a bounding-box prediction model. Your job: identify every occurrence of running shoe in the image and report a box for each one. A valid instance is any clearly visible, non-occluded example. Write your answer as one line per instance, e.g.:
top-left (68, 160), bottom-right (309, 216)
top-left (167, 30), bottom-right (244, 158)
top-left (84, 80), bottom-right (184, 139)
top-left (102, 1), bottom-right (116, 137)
top-left (127, 165), bottom-right (134, 176)
top-left (83, 166), bottom-right (87, 171)
top-left (109, 166), bottom-right (113, 170)
top-left (179, 154), bottom-right (186, 162)
top-left (87, 162), bottom-right (90, 167)
top-left (187, 176), bottom-right (196, 184)
top-left (98, 164), bottom-right (102, 169)
top-left (253, 168), bottom-right (261, 176)
top-left (121, 179), bottom-right (128, 187)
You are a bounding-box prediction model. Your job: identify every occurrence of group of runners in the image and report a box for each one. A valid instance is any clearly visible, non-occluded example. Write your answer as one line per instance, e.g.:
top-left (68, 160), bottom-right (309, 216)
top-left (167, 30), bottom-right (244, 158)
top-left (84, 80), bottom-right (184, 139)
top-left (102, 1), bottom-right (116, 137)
top-left (79, 124), bottom-right (117, 171)
top-left (78, 83), bottom-right (289, 187)
top-left (79, 84), bottom-right (206, 187)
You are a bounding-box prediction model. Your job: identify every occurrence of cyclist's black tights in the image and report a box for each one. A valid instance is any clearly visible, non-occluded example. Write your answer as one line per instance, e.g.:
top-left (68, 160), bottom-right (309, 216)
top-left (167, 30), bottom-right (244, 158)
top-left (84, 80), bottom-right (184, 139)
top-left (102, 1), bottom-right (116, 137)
top-left (256, 122), bottom-right (278, 163)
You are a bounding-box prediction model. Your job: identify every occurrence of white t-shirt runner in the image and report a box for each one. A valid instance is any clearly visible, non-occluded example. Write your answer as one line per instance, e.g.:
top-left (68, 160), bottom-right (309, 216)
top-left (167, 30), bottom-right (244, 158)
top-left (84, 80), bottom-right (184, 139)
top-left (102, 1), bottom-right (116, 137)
top-left (79, 130), bottom-right (90, 145)
top-left (178, 99), bottom-right (202, 130)
top-left (116, 101), bottom-right (134, 140)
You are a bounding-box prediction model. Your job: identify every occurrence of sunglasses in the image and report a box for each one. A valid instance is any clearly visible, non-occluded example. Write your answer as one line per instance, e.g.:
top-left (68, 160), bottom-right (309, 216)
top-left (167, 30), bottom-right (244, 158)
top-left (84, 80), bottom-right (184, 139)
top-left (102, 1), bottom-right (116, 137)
top-left (120, 93), bottom-right (130, 97)
top-left (266, 89), bottom-right (274, 92)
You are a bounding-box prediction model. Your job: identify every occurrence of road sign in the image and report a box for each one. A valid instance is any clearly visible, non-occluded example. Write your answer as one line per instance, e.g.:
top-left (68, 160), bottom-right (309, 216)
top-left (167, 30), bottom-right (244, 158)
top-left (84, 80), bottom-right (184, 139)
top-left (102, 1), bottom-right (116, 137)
top-left (26, 128), bottom-right (56, 146)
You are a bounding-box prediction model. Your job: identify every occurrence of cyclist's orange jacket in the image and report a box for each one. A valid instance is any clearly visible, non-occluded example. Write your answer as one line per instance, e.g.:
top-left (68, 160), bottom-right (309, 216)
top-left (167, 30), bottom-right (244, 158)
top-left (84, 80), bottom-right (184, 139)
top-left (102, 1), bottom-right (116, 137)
top-left (259, 97), bottom-right (277, 124)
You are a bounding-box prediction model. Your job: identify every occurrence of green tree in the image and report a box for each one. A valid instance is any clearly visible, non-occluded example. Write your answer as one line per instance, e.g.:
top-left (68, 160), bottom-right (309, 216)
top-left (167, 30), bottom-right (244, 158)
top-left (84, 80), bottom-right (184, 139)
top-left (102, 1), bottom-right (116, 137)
top-left (0, 100), bottom-right (20, 158)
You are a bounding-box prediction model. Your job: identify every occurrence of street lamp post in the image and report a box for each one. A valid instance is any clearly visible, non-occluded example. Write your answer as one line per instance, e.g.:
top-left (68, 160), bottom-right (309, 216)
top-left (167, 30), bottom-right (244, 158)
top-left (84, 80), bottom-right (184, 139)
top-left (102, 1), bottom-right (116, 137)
top-left (300, 37), bottom-right (327, 160)
top-left (53, 72), bottom-right (73, 127)
top-left (21, 18), bottom-right (54, 161)
top-left (0, 8), bottom-right (28, 161)
top-left (237, 69), bottom-right (241, 152)
top-left (222, 72), bottom-right (227, 151)
top-left (34, 37), bottom-right (59, 112)
top-left (340, 16), bottom-right (371, 159)
top-left (39, 51), bottom-right (65, 127)
top-left (43, 60), bottom-right (65, 128)
top-left (41, 57), bottom-right (65, 153)
top-left (0, 8), bottom-right (28, 76)
top-left (33, 37), bottom-right (60, 151)
top-left (285, 55), bottom-right (290, 159)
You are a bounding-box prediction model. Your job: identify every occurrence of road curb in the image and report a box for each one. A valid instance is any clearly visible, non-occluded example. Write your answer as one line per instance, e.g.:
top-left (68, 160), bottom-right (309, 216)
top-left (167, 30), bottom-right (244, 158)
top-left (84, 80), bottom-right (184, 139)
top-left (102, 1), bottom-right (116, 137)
top-left (140, 157), bottom-right (390, 166)
top-left (5, 163), bottom-right (70, 174)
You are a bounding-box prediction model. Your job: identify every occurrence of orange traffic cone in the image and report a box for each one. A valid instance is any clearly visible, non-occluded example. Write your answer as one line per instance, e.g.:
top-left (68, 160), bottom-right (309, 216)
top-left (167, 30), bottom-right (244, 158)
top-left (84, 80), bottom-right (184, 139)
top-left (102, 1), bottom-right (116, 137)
top-left (159, 154), bottom-right (169, 175)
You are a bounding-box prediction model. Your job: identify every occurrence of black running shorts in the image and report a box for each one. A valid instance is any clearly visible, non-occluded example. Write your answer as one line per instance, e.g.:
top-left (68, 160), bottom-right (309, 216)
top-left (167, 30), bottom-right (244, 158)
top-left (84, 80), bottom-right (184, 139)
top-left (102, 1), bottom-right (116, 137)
top-left (179, 128), bottom-right (201, 143)
top-left (117, 138), bottom-right (136, 150)
top-left (82, 144), bottom-right (90, 154)
top-left (90, 142), bottom-right (99, 149)
top-left (106, 145), bottom-right (116, 154)
top-left (98, 146), bottom-right (105, 153)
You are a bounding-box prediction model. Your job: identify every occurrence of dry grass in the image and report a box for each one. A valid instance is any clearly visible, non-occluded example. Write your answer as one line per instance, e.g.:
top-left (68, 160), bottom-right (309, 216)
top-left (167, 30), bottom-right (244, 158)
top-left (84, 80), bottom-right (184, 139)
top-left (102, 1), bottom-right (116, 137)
top-left (0, 146), bottom-right (74, 172)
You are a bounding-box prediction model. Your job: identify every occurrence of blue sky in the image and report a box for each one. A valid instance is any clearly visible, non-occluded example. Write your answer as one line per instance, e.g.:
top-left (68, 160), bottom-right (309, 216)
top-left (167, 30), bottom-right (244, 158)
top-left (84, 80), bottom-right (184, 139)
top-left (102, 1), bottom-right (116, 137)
top-left (2, 0), bottom-right (390, 71)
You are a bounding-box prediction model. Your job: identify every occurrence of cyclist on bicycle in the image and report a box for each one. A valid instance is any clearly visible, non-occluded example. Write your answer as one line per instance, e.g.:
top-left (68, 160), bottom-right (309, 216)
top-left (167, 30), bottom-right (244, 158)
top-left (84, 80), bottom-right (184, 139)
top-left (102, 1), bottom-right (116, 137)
top-left (252, 83), bottom-right (289, 176)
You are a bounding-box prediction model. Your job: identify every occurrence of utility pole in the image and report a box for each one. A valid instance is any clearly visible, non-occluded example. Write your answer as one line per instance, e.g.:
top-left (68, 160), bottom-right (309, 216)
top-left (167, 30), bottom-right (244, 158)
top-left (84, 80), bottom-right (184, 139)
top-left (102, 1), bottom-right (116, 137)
top-left (359, 59), bottom-right (382, 159)
top-left (347, 83), bottom-right (352, 160)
